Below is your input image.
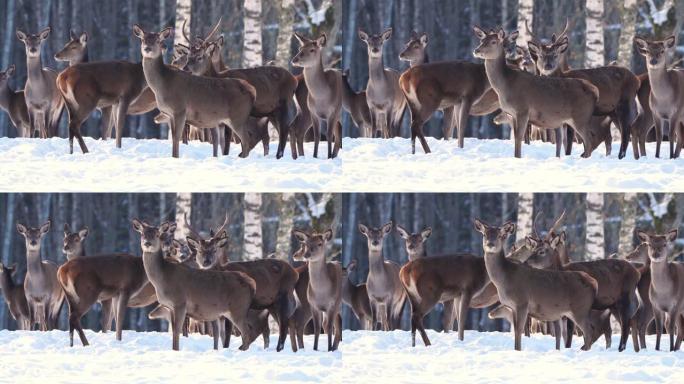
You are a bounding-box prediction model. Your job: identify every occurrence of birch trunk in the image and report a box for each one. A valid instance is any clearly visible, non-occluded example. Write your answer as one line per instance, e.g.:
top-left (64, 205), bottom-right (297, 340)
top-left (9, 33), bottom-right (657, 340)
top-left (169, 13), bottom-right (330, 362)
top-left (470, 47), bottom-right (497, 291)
top-left (174, 0), bottom-right (191, 49)
top-left (174, 193), bottom-right (192, 241)
top-left (516, 193), bottom-right (534, 242)
top-left (617, 0), bottom-right (637, 68)
top-left (517, 0), bottom-right (534, 46)
top-left (585, 0), bottom-right (605, 68)
top-left (275, 0), bottom-right (294, 68)
top-left (585, 193), bottom-right (605, 260)
top-left (243, 0), bottom-right (263, 67)
top-left (243, 193), bottom-right (263, 260)
top-left (618, 193), bottom-right (638, 255)
top-left (275, 193), bottom-right (295, 259)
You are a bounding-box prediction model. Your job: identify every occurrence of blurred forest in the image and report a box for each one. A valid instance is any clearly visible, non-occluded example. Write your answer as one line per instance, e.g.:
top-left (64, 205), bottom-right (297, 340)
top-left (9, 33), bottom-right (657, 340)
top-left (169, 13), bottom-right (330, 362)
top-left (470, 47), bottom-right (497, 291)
top-left (0, 192), bottom-right (342, 331)
top-left (0, 0), bottom-right (342, 139)
top-left (340, 193), bottom-right (684, 331)
top-left (341, 0), bottom-right (684, 138)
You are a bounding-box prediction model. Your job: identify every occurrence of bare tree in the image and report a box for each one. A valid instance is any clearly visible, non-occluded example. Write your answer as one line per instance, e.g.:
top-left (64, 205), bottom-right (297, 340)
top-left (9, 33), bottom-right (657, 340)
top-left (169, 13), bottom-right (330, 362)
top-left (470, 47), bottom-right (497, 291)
top-left (585, 0), bottom-right (605, 68)
top-left (275, 0), bottom-right (294, 68)
top-left (517, 0), bottom-right (534, 44)
top-left (243, 0), bottom-right (264, 67)
top-left (174, 193), bottom-right (192, 241)
top-left (516, 193), bottom-right (533, 242)
top-left (173, 0), bottom-right (191, 51)
top-left (585, 193), bottom-right (605, 260)
top-left (243, 193), bottom-right (264, 260)
top-left (617, 0), bottom-right (637, 68)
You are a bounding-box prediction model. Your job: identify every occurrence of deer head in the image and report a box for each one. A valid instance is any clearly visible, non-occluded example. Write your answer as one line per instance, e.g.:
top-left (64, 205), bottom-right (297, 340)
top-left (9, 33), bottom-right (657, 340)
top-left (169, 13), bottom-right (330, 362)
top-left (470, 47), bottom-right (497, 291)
top-left (0, 262), bottom-right (19, 285)
top-left (396, 224), bottom-right (432, 259)
top-left (132, 25), bottom-right (172, 60)
top-left (523, 231), bottom-right (565, 269)
top-left (398, 31), bottom-right (428, 62)
top-left (17, 220), bottom-right (51, 252)
top-left (358, 222), bottom-right (393, 252)
top-left (0, 65), bottom-right (16, 88)
top-left (473, 219), bottom-right (515, 254)
top-left (358, 28), bottom-right (392, 59)
top-left (62, 223), bottom-right (89, 259)
top-left (634, 36), bottom-right (676, 69)
top-left (635, 229), bottom-right (678, 263)
top-left (183, 213), bottom-right (229, 269)
top-left (527, 36), bottom-right (569, 75)
top-left (131, 219), bottom-right (171, 253)
top-left (292, 33), bottom-right (327, 68)
top-left (185, 43), bottom-right (213, 74)
top-left (472, 27), bottom-right (510, 60)
top-left (292, 229), bottom-right (333, 262)
top-left (16, 28), bottom-right (51, 58)
top-left (54, 30), bottom-right (88, 62)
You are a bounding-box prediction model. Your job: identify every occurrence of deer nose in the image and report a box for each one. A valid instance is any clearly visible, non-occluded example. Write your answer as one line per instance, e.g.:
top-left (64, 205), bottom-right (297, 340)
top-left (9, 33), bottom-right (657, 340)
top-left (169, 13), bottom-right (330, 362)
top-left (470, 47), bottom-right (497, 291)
top-left (29, 48), bottom-right (37, 53)
top-left (372, 48), bottom-right (379, 54)
top-left (372, 240), bottom-right (379, 246)
top-left (144, 241), bottom-right (152, 247)
top-left (144, 47), bottom-right (152, 53)
top-left (30, 240), bottom-right (37, 246)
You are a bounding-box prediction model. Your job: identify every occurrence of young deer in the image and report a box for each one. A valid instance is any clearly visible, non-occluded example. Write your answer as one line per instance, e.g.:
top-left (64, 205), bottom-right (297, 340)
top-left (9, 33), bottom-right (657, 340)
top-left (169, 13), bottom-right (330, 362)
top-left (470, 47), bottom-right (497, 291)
top-left (341, 69), bottom-right (372, 138)
top-left (0, 262), bottom-right (31, 330)
top-left (474, 219), bottom-right (598, 351)
top-left (133, 26), bottom-right (256, 158)
top-left (358, 28), bottom-right (406, 139)
top-left (292, 33), bottom-right (343, 159)
top-left (132, 219), bottom-right (257, 351)
top-left (0, 65), bottom-right (30, 137)
top-left (17, 220), bottom-right (65, 331)
top-left (634, 36), bottom-right (684, 159)
top-left (292, 229), bottom-right (342, 352)
top-left (623, 242), bottom-right (654, 352)
top-left (358, 222), bottom-right (407, 331)
top-left (342, 259), bottom-right (372, 330)
top-left (636, 229), bottom-right (684, 351)
top-left (473, 27), bottom-right (600, 158)
top-left (16, 28), bottom-right (64, 139)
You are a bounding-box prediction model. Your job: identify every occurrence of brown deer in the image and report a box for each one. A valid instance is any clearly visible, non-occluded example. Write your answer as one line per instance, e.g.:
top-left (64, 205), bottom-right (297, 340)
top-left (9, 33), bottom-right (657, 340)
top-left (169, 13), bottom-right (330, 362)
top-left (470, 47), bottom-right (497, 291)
top-left (342, 259), bottom-right (372, 330)
top-left (358, 222), bottom-right (407, 331)
top-left (0, 262), bottom-right (31, 330)
top-left (133, 26), bottom-right (257, 159)
top-left (184, 214), bottom-right (298, 352)
top-left (473, 27), bottom-right (600, 158)
top-left (292, 33), bottom-right (343, 159)
top-left (636, 229), bottom-right (684, 351)
top-left (341, 69), bottom-right (372, 138)
top-left (526, 24), bottom-right (640, 159)
top-left (287, 242), bottom-right (314, 352)
top-left (132, 219), bottom-right (257, 351)
top-left (474, 219), bottom-right (599, 351)
top-left (634, 36), bottom-right (684, 159)
top-left (630, 74), bottom-right (656, 159)
top-left (292, 229), bottom-right (343, 352)
top-left (16, 28), bottom-right (64, 139)
top-left (523, 228), bottom-right (640, 352)
top-left (358, 28), bottom-right (406, 139)
top-left (0, 65), bottom-right (30, 137)
top-left (623, 242), bottom-right (654, 352)
top-left (16, 220), bottom-right (65, 331)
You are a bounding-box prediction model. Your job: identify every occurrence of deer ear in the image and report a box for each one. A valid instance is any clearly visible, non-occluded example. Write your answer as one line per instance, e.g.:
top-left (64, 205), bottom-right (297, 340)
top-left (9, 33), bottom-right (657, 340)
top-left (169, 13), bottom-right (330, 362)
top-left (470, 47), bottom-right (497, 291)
top-left (508, 30), bottom-right (519, 42)
top-left (420, 32), bottom-right (428, 47)
top-left (635, 229), bottom-right (649, 243)
top-left (6, 64), bottom-right (15, 76)
top-left (381, 28), bottom-right (393, 41)
top-left (560, 231), bottom-right (567, 242)
top-left (40, 220), bottom-right (51, 234)
top-left (525, 236), bottom-right (539, 249)
top-left (39, 27), bottom-right (51, 40)
top-left (159, 27), bottom-right (173, 41)
top-left (323, 229), bottom-right (333, 242)
top-left (358, 224), bottom-right (369, 236)
top-left (665, 35), bottom-right (676, 49)
top-left (186, 237), bottom-right (200, 254)
top-left (550, 234), bottom-right (561, 249)
top-left (501, 221), bottom-right (515, 237)
top-left (16, 30), bottom-right (26, 42)
top-left (293, 32), bottom-right (308, 46)
top-left (216, 231), bottom-right (229, 248)
top-left (473, 26), bottom-right (487, 40)
top-left (131, 219), bottom-right (144, 233)
top-left (78, 227), bottom-right (89, 240)
top-left (358, 30), bottom-right (369, 42)
top-left (396, 225), bottom-right (410, 239)
top-left (63, 223), bottom-right (71, 235)
top-left (133, 25), bottom-right (145, 39)
top-left (556, 37), bottom-right (569, 54)
top-left (633, 37), bottom-right (648, 54)
top-left (168, 222), bottom-right (177, 233)
top-left (666, 229), bottom-right (678, 242)
top-left (382, 221), bottom-right (393, 235)
top-left (473, 219), bottom-right (486, 234)
top-left (79, 32), bottom-right (88, 44)
top-left (527, 41), bottom-right (541, 59)
top-left (421, 227), bottom-right (432, 240)
top-left (497, 29), bottom-right (506, 40)
top-left (316, 34), bottom-right (327, 47)
top-left (159, 222), bottom-right (171, 234)
top-left (292, 229), bottom-right (308, 243)
top-left (16, 223), bottom-right (27, 235)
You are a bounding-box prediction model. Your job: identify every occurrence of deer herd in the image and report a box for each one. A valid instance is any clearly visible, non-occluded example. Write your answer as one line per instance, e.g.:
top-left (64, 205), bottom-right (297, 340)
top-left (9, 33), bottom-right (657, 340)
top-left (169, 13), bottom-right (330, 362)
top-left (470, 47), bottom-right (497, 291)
top-left (0, 209), bottom-right (682, 354)
top-left (1, 19), bottom-right (683, 159)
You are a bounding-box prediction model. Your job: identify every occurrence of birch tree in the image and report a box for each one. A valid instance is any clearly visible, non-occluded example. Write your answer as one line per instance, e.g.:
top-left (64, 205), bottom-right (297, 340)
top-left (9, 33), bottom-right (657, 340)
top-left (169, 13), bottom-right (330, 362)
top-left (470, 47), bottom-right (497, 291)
top-left (617, 0), bottom-right (638, 68)
top-left (243, 0), bottom-right (264, 67)
top-left (516, 0), bottom-right (534, 45)
top-left (585, 0), bottom-right (605, 68)
top-left (174, 193), bottom-right (192, 241)
top-left (275, 193), bottom-right (295, 259)
top-left (585, 193), bottom-right (605, 260)
top-left (618, 193), bottom-right (638, 255)
top-left (275, 0), bottom-right (294, 68)
top-left (516, 193), bottom-right (533, 242)
top-left (0, 0), bottom-right (16, 136)
top-left (243, 193), bottom-right (264, 260)
top-left (174, 0), bottom-right (191, 49)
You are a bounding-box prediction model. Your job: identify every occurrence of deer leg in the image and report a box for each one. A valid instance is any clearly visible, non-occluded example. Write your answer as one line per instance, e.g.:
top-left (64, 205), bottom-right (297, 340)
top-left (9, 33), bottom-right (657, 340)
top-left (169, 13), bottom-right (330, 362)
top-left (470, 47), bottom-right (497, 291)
top-left (413, 309), bottom-right (431, 347)
top-left (211, 320), bottom-right (220, 350)
top-left (170, 113), bottom-right (186, 159)
top-left (311, 310), bottom-right (322, 351)
top-left (325, 311), bottom-right (334, 351)
top-left (456, 100), bottom-right (472, 149)
top-left (210, 127), bottom-right (219, 157)
top-left (661, 119), bottom-right (675, 159)
top-left (457, 292), bottom-right (471, 341)
top-left (653, 117), bottom-right (663, 158)
top-left (442, 300), bottom-right (455, 333)
top-left (565, 319), bottom-right (575, 348)
top-left (171, 305), bottom-right (186, 351)
top-left (330, 115), bottom-right (342, 159)
top-left (630, 317), bottom-right (640, 352)
top-left (274, 104), bottom-right (290, 159)
top-left (553, 320), bottom-right (562, 350)
top-left (288, 317), bottom-right (298, 352)
top-left (615, 104), bottom-right (630, 159)
top-left (674, 120), bottom-right (684, 159)
top-left (115, 291), bottom-right (130, 341)
top-left (222, 318), bottom-right (233, 348)
top-left (654, 309), bottom-right (663, 351)
top-left (223, 126), bottom-right (233, 156)
top-left (100, 299), bottom-right (113, 332)
top-left (667, 311), bottom-right (677, 351)
top-left (512, 307), bottom-right (528, 351)
top-left (312, 118), bottom-right (321, 158)
top-left (674, 314), bottom-right (684, 351)
top-left (69, 307), bottom-right (89, 347)
top-left (513, 113), bottom-right (529, 158)
top-left (99, 106), bottom-right (113, 140)
top-left (275, 293), bottom-right (293, 352)
top-left (442, 106), bottom-right (455, 140)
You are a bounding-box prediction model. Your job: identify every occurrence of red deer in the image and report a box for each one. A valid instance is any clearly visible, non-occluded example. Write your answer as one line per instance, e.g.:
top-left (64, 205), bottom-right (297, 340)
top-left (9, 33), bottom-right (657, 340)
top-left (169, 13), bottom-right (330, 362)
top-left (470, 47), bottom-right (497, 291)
top-left (132, 26), bottom-right (257, 159)
top-left (16, 220), bottom-right (65, 331)
top-left (292, 33), bottom-right (343, 159)
top-left (634, 36), bottom-right (684, 159)
top-left (473, 27), bottom-right (600, 158)
top-left (358, 29), bottom-right (406, 139)
top-left (16, 28), bottom-right (64, 139)
top-left (523, 228), bottom-right (640, 352)
top-left (0, 65), bottom-right (30, 137)
top-left (635, 229), bottom-right (684, 351)
top-left (288, 242), bottom-right (314, 352)
top-left (358, 222), bottom-right (407, 330)
top-left (132, 219), bottom-right (257, 351)
top-left (0, 262), bottom-right (31, 330)
top-left (630, 73), bottom-right (656, 159)
top-left (623, 242), bottom-right (654, 352)
top-left (292, 229), bottom-right (343, 351)
top-left (342, 259), bottom-right (372, 330)
top-left (474, 219), bottom-right (598, 351)
top-left (341, 69), bottom-right (372, 138)
top-left (184, 214), bottom-right (298, 352)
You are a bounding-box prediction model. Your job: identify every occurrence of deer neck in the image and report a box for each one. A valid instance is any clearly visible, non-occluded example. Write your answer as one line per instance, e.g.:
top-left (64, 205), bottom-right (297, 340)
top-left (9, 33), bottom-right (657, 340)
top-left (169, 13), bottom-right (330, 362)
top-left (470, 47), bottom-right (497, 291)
top-left (308, 254), bottom-right (331, 291)
top-left (649, 258), bottom-right (674, 293)
top-left (407, 248), bottom-right (426, 261)
top-left (142, 248), bottom-right (167, 285)
top-left (66, 247), bottom-right (86, 260)
top-left (142, 55), bottom-right (171, 93)
top-left (26, 55), bottom-right (46, 82)
top-left (302, 56), bottom-right (329, 97)
top-left (483, 50), bottom-right (513, 98)
top-left (647, 65), bottom-right (675, 102)
top-left (368, 55), bottom-right (388, 85)
top-left (341, 275), bottom-right (353, 303)
top-left (483, 247), bottom-right (510, 286)
top-left (0, 273), bottom-right (14, 300)
top-left (70, 48), bottom-right (89, 66)
top-left (25, 248), bottom-right (43, 274)
top-left (0, 84), bottom-right (11, 109)
top-left (410, 51), bottom-right (428, 67)
top-left (368, 248), bottom-right (386, 275)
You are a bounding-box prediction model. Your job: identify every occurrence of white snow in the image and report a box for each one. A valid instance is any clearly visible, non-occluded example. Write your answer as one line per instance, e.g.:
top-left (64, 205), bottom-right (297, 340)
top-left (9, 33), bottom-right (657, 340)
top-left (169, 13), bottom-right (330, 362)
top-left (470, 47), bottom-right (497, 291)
top-left (0, 136), bottom-right (682, 192)
top-left (1, 329), bottom-right (682, 383)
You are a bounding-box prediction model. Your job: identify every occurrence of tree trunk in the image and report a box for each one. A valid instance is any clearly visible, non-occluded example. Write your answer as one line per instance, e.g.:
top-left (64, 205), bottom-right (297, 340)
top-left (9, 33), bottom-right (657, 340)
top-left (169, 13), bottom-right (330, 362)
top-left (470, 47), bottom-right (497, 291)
top-left (585, 193), bottom-right (605, 260)
top-left (275, 0), bottom-right (294, 68)
top-left (243, 0), bottom-right (263, 67)
top-left (174, 193), bottom-right (192, 241)
top-left (516, 0), bottom-right (534, 46)
top-left (617, 0), bottom-right (637, 68)
top-left (275, 193), bottom-right (295, 259)
top-left (173, 0), bottom-right (191, 49)
top-left (617, 193), bottom-right (638, 255)
top-left (0, 0), bottom-right (16, 137)
top-left (243, 193), bottom-right (263, 260)
top-left (585, 0), bottom-right (605, 68)
top-left (516, 193), bottom-right (534, 243)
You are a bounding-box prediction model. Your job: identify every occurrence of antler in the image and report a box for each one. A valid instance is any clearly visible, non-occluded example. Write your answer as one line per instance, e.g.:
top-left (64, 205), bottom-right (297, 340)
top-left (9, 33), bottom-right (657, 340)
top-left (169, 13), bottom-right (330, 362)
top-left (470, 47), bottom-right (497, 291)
top-left (546, 210), bottom-right (566, 239)
top-left (213, 212), bottom-right (230, 237)
top-left (524, 19), bottom-right (541, 45)
top-left (184, 212), bottom-right (203, 240)
top-left (200, 17), bottom-right (223, 46)
top-left (532, 210), bottom-right (543, 240)
top-left (182, 18), bottom-right (193, 45)
top-left (552, 18), bottom-right (572, 44)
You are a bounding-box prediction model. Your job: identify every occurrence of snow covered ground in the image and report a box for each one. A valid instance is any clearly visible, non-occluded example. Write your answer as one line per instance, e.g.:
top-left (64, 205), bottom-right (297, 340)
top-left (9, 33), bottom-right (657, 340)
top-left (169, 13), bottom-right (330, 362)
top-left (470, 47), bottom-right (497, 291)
top-left (0, 136), bottom-right (682, 192)
top-left (1, 329), bottom-right (682, 383)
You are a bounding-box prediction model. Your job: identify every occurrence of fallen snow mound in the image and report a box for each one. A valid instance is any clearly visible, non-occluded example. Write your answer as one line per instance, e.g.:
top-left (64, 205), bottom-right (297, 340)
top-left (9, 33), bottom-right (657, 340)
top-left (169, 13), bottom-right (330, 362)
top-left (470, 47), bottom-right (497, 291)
top-left (1, 330), bottom-right (682, 383)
